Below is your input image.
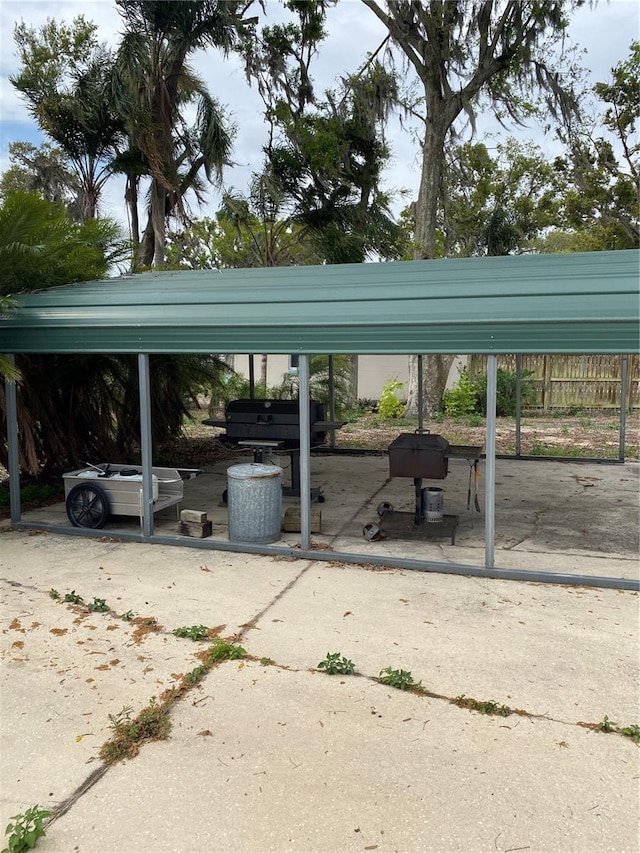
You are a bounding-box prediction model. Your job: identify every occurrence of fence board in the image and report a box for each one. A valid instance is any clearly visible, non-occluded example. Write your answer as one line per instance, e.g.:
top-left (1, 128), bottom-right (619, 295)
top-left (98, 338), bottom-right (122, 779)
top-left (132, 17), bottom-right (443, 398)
top-left (467, 354), bottom-right (640, 410)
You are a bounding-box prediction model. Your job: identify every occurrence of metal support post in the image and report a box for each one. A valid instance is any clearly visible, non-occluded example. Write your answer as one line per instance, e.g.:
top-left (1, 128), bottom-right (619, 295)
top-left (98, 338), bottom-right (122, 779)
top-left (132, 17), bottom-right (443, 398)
top-left (248, 354), bottom-right (255, 399)
top-left (485, 355), bottom-right (497, 569)
top-left (138, 354), bottom-right (154, 538)
top-left (417, 355), bottom-right (424, 432)
top-left (298, 354), bottom-right (311, 550)
top-left (515, 354), bottom-right (522, 457)
top-left (328, 355), bottom-right (336, 448)
top-left (4, 357), bottom-right (21, 524)
top-left (619, 355), bottom-right (628, 463)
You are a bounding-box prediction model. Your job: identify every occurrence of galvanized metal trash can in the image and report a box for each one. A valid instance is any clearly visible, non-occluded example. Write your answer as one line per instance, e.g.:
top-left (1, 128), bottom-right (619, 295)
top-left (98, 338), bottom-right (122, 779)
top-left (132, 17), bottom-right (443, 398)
top-left (227, 463), bottom-right (283, 543)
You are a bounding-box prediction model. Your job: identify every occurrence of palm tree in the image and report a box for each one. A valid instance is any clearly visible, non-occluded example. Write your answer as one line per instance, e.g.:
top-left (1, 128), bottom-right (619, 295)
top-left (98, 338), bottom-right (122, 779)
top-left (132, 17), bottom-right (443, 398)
top-left (112, 0), bottom-right (256, 268)
top-left (11, 20), bottom-right (126, 221)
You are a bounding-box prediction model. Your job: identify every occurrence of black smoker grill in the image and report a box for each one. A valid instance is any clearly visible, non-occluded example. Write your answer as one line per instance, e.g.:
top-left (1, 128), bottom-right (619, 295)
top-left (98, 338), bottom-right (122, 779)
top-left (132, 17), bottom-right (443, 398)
top-left (388, 432), bottom-right (482, 527)
top-left (204, 399), bottom-right (344, 501)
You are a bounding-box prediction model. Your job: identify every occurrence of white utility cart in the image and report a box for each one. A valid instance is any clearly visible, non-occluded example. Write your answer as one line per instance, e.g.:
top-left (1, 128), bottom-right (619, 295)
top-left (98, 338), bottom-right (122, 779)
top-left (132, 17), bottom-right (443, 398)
top-left (63, 462), bottom-right (202, 529)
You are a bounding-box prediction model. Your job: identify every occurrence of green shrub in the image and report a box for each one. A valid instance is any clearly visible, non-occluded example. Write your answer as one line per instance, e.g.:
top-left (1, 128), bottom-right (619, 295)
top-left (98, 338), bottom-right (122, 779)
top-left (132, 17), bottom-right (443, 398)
top-left (476, 368), bottom-right (537, 417)
top-left (378, 378), bottom-right (405, 419)
top-left (442, 368), bottom-right (478, 417)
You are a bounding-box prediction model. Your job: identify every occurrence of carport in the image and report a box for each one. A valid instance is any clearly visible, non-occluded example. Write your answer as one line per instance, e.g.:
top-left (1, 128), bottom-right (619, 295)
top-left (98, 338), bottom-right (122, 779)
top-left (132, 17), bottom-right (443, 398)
top-left (2, 249), bottom-right (639, 589)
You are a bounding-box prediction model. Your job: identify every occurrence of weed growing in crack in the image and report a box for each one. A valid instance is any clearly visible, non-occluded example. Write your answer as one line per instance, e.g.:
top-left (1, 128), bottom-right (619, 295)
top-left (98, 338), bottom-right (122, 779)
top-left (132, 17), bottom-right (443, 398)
top-left (63, 590), bottom-right (83, 604)
top-left (173, 625), bottom-right (209, 642)
top-left (184, 666), bottom-right (208, 685)
top-left (454, 695), bottom-right (512, 716)
top-left (619, 724), bottom-right (640, 743)
top-left (597, 715), bottom-right (617, 732)
top-left (100, 698), bottom-right (171, 765)
top-left (318, 652), bottom-right (355, 675)
top-left (379, 667), bottom-right (422, 691)
top-left (120, 610), bottom-right (135, 621)
top-left (87, 597), bottom-right (109, 613)
top-left (2, 804), bottom-right (50, 853)
top-left (48, 589), bottom-right (59, 600)
top-left (260, 657), bottom-right (274, 666)
top-left (204, 639), bottom-right (246, 664)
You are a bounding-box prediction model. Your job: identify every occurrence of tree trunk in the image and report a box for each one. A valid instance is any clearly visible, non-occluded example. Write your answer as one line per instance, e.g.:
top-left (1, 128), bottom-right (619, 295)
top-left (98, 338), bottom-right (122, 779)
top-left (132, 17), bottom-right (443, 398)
top-left (151, 180), bottom-right (167, 268)
top-left (140, 214), bottom-right (155, 268)
top-left (125, 175), bottom-right (141, 272)
top-left (346, 355), bottom-right (358, 407)
top-left (406, 354), bottom-right (455, 418)
top-left (260, 354), bottom-right (268, 387)
top-left (405, 114), bottom-right (456, 417)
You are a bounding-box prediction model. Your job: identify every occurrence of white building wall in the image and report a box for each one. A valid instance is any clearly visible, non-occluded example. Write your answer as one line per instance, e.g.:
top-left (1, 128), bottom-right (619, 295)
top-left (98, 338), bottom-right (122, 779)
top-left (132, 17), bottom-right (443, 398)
top-left (232, 354), bottom-right (468, 400)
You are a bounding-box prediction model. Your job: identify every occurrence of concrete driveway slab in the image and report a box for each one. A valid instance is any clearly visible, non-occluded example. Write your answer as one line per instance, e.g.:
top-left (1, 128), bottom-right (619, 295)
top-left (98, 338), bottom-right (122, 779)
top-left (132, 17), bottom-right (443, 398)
top-left (0, 528), bottom-right (638, 853)
top-left (239, 563), bottom-right (639, 723)
top-left (41, 662), bottom-right (639, 853)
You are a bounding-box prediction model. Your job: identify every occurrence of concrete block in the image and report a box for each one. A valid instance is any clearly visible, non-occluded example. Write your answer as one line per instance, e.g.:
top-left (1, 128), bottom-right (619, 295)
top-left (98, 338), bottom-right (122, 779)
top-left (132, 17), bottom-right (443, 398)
top-left (180, 509), bottom-right (208, 524)
top-left (282, 506), bottom-right (322, 533)
top-left (179, 520), bottom-right (213, 538)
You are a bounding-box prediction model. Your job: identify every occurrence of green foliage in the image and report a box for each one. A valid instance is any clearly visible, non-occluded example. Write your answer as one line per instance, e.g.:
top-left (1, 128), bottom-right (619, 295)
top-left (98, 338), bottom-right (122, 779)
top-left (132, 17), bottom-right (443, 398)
top-left (454, 695), bottom-right (512, 716)
top-left (378, 667), bottom-right (422, 691)
top-left (100, 698), bottom-right (171, 764)
top-left (63, 590), bottom-right (83, 605)
top-left (120, 610), bottom-right (135, 622)
top-left (619, 724), bottom-right (640, 743)
top-left (378, 378), bottom-right (405, 419)
top-left (442, 368), bottom-right (478, 416)
top-left (184, 665), bottom-right (209, 685)
top-left (205, 639), bottom-right (247, 664)
top-left (173, 625), bottom-right (210, 642)
top-left (11, 16), bottom-right (123, 222)
top-left (597, 715), bottom-right (617, 733)
top-left (0, 483), bottom-right (61, 510)
top-left (48, 589), bottom-right (60, 600)
top-left (208, 372), bottom-right (267, 417)
top-left (476, 368), bottom-right (537, 417)
top-left (444, 367), bottom-right (536, 418)
top-left (269, 355), bottom-right (352, 418)
top-left (3, 805), bottom-right (50, 853)
top-left (87, 597), bottom-right (110, 613)
top-left (317, 652), bottom-right (355, 675)
top-left (0, 192), bottom-right (127, 297)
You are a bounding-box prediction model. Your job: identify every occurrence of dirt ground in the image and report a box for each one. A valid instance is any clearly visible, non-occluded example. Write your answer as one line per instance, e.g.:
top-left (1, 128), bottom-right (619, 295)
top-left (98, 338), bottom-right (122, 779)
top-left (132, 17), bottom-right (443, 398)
top-left (163, 407), bottom-right (640, 468)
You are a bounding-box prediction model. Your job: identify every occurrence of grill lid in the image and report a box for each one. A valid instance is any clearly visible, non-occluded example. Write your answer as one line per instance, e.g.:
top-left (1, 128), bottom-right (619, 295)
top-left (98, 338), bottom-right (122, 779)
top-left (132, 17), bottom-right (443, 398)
top-left (388, 433), bottom-right (450, 455)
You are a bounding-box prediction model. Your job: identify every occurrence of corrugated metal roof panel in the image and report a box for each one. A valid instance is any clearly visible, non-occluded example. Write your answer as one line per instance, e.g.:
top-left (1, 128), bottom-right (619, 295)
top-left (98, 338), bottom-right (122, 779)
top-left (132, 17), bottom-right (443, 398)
top-left (1, 250), bottom-right (638, 355)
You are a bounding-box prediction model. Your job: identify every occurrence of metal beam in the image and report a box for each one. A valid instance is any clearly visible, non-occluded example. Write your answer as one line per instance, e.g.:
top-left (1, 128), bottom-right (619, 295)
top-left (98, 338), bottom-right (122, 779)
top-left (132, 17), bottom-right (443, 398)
top-left (328, 355), bottom-right (336, 448)
top-left (619, 354), bottom-right (628, 462)
top-left (12, 521), bottom-right (639, 591)
top-left (298, 354), bottom-right (311, 550)
top-left (248, 354), bottom-right (255, 398)
top-left (484, 355), bottom-right (497, 569)
top-left (4, 356), bottom-right (21, 524)
top-left (417, 355), bottom-right (424, 432)
top-left (515, 354), bottom-right (522, 457)
top-left (138, 354), bottom-right (154, 538)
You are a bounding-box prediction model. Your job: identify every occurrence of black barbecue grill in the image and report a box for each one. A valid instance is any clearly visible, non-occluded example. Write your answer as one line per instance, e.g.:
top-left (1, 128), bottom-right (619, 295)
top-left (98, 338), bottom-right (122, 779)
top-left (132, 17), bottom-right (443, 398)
top-left (204, 399), bottom-right (344, 501)
top-left (388, 432), bottom-right (482, 527)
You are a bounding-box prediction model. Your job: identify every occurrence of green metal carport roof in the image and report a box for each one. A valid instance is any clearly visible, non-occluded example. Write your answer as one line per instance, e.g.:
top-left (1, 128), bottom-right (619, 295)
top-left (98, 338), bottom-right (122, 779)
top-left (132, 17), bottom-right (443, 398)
top-left (1, 249), bottom-right (638, 355)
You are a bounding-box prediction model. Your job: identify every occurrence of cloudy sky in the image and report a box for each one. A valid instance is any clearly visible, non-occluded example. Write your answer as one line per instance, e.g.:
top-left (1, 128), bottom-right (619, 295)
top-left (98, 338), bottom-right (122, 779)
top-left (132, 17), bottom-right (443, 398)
top-left (0, 0), bottom-right (638, 227)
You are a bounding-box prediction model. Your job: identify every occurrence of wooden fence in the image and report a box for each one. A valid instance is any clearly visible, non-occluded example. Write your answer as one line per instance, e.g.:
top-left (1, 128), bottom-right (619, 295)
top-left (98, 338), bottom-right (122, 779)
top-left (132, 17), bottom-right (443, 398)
top-left (467, 354), bottom-right (640, 410)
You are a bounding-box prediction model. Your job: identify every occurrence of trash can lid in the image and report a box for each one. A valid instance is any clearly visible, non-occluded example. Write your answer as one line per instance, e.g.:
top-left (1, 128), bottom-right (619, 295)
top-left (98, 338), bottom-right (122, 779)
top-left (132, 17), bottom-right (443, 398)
top-left (227, 463), bottom-right (283, 480)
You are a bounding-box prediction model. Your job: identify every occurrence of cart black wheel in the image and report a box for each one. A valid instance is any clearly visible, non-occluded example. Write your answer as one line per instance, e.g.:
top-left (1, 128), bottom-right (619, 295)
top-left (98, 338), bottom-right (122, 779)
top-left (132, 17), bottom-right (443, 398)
top-left (66, 483), bottom-right (110, 529)
top-left (222, 488), bottom-right (228, 504)
top-left (317, 494), bottom-right (326, 503)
